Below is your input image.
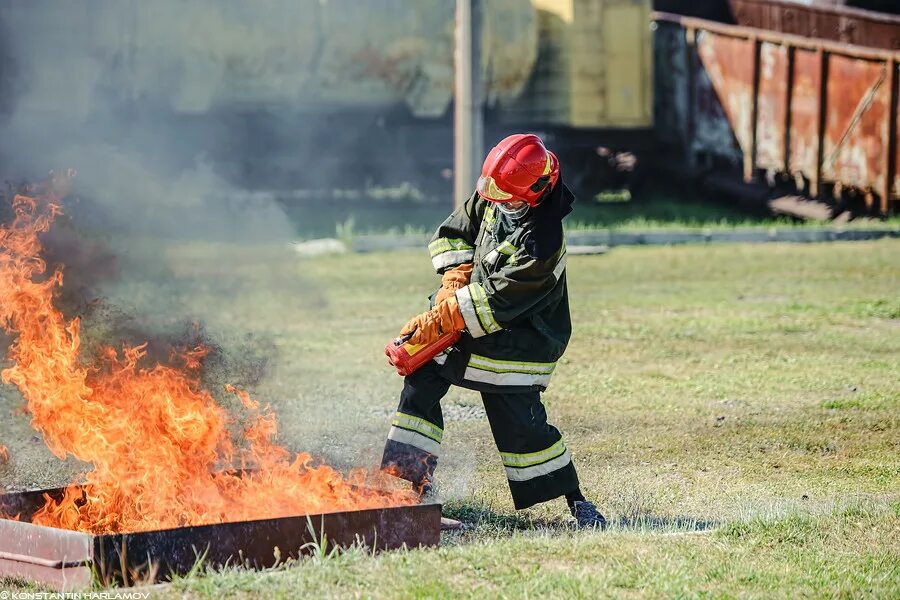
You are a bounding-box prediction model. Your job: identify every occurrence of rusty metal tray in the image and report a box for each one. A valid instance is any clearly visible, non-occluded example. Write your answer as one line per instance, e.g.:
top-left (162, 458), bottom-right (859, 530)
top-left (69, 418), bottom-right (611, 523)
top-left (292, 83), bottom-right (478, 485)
top-left (0, 486), bottom-right (440, 590)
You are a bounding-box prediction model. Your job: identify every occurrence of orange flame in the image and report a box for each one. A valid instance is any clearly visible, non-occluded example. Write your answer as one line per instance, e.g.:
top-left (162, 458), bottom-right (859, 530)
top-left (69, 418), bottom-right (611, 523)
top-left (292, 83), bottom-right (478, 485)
top-left (0, 179), bottom-right (415, 533)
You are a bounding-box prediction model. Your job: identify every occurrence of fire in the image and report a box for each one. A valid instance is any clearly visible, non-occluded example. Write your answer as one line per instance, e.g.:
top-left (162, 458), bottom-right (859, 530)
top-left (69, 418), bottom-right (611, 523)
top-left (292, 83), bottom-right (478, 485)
top-left (0, 177), bottom-right (416, 534)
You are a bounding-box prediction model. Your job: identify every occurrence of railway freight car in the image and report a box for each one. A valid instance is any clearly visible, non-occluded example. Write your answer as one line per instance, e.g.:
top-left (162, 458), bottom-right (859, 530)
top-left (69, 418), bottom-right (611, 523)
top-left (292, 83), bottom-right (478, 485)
top-left (727, 0), bottom-right (900, 48)
top-left (0, 0), bottom-right (653, 199)
top-left (654, 0), bottom-right (900, 216)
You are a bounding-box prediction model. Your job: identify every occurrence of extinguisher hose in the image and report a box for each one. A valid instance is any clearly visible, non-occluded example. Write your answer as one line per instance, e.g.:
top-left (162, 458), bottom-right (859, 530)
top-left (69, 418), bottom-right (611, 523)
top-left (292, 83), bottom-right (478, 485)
top-left (395, 332), bottom-right (414, 346)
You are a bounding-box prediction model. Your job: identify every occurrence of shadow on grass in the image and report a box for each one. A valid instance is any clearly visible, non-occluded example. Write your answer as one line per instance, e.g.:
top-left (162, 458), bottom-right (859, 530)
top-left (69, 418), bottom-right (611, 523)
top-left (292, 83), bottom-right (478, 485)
top-left (442, 500), bottom-right (569, 533)
top-left (612, 514), bottom-right (720, 532)
top-left (441, 500), bottom-right (720, 543)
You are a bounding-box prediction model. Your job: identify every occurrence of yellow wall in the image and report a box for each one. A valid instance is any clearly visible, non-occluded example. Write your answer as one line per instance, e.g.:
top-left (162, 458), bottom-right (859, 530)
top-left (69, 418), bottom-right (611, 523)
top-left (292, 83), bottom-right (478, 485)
top-left (505, 0), bottom-right (653, 129)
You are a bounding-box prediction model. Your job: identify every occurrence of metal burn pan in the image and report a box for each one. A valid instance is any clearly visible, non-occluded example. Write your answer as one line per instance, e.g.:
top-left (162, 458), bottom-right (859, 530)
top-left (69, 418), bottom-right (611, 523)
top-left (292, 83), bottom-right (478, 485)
top-left (0, 486), bottom-right (440, 590)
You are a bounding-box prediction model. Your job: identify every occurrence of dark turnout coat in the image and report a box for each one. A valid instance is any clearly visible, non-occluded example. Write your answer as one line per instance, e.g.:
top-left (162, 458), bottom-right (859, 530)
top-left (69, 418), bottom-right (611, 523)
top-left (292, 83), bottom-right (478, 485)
top-left (382, 182), bottom-right (581, 510)
top-left (428, 183), bottom-right (576, 392)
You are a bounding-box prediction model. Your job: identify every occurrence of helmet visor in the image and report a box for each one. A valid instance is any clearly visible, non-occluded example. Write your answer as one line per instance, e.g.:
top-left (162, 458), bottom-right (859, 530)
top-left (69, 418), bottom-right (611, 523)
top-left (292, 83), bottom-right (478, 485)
top-left (476, 175), bottom-right (514, 202)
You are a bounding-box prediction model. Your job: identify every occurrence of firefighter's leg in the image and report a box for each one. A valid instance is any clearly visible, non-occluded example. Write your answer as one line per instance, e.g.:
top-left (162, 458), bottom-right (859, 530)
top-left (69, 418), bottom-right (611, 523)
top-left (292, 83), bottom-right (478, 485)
top-left (381, 361), bottom-right (451, 489)
top-left (481, 390), bottom-right (580, 510)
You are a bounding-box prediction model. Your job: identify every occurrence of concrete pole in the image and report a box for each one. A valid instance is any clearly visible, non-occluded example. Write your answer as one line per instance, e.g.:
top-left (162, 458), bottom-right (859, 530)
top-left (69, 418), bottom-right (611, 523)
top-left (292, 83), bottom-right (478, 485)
top-left (454, 0), bottom-right (484, 209)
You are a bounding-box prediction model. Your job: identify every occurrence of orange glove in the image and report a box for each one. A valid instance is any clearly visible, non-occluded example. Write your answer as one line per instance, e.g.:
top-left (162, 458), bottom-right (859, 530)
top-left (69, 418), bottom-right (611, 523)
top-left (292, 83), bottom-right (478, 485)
top-left (400, 296), bottom-right (466, 346)
top-left (435, 263), bottom-right (473, 305)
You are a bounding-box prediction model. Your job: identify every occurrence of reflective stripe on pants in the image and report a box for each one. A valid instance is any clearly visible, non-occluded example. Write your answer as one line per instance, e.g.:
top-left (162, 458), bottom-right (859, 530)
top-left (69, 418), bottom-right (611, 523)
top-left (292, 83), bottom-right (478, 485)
top-left (381, 361), bottom-right (579, 509)
top-left (381, 362), bottom-right (449, 487)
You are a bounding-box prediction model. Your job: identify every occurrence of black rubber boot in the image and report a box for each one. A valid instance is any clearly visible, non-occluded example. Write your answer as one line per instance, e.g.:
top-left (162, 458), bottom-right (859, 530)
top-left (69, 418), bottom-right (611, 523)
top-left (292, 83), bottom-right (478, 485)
top-left (570, 500), bottom-right (608, 529)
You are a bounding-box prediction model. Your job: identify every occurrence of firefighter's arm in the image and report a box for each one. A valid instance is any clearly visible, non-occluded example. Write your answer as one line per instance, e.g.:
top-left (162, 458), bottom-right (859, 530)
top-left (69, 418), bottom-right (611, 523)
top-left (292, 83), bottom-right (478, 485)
top-left (454, 242), bottom-right (566, 337)
top-left (428, 192), bottom-right (484, 273)
top-left (435, 262), bottom-right (474, 304)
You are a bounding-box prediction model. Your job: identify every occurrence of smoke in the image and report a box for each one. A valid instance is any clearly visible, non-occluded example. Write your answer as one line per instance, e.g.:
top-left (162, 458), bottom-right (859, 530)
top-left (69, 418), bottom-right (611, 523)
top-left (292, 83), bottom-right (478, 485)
top-left (0, 0), bottom-right (438, 197)
top-left (0, 1), bottom-right (494, 500)
top-left (0, 2), bottom-right (326, 474)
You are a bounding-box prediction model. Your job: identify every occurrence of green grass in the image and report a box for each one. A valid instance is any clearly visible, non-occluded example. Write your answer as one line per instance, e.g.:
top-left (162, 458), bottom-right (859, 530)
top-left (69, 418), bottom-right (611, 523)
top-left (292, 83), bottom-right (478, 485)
top-left (1, 239), bottom-right (898, 597)
top-left (134, 500), bottom-right (894, 599)
top-left (276, 189), bottom-right (900, 240)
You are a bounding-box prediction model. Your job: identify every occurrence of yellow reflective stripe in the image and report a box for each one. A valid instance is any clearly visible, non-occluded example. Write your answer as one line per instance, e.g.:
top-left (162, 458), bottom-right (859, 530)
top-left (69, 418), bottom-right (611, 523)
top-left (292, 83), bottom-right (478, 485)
top-left (469, 284), bottom-right (493, 335)
top-left (469, 353), bottom-right (556, 372)
top-left (393, 412), bottom-right (443, 442)
top-left (388, 427), bottom-right (441, 456)
top-left (456, 285), bottom-right (487, 338)
top-left (500, 439), bottom-right (566, 468)
top-left (468, 362), bottom-right (552, 376)
top-left (429, 238), bottom-right (474, 258)
top-left (433, 249), bottom-right (475, 271)
top-left (477, 283), bottom-right (502, 333)
top-left (391, 412), bottom-right (443, 443)
top-left (496, 241), bottom-right (517, 256)
top-left (505, 450), bottom-right (572, 481)
top-left (463, 366), bottom-right (553, 388)
top-left (542, 153), bottom-right (552, 175)
top-left (484, 203), bottom-right (496, 225)
top-left (471, 283), bottom-right (501, 334)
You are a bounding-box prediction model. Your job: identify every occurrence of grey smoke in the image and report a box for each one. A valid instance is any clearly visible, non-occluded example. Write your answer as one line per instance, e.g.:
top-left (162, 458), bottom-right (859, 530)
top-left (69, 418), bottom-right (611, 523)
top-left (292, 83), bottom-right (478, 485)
top-left (0, 1), bottom-right (503, 498)
top-left (0, 2), bottom-right (312, 462)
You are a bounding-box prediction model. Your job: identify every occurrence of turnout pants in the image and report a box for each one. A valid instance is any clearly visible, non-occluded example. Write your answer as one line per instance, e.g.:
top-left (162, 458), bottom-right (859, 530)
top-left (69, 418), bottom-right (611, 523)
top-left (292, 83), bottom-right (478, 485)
top-left (381, 361), bottom-right (579, 510)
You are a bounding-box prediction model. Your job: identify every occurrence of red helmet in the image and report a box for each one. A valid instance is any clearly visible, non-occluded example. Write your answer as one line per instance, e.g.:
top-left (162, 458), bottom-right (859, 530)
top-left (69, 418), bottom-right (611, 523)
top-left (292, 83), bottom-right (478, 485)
top-left (476, 134), bottom-right (560, 207)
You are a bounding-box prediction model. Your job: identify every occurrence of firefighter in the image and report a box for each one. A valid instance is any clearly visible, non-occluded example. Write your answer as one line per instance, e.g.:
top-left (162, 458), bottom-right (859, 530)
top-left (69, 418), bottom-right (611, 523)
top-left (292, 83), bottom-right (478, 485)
top-left (381, 134), bottom-right (606, 528)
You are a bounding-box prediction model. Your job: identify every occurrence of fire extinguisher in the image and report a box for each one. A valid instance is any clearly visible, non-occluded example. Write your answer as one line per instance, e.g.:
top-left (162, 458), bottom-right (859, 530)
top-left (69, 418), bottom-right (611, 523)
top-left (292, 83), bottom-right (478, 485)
top-left (385, 329), bottom-right (461, 376)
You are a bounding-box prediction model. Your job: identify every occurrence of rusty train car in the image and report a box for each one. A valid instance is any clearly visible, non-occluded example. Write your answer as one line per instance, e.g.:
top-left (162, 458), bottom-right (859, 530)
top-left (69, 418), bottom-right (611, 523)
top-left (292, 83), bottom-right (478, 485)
top-left (654, 0), bottom-right (900, 215)
top-left (728, 0), bottom-right (900, 49)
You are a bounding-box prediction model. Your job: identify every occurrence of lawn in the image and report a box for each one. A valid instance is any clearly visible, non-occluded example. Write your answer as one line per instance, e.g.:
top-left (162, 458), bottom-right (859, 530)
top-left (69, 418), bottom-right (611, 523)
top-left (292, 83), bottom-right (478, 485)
top-left (1, 237), bottom-right (898, 598)
top-left (271, 188), bottom-right (900, 240)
